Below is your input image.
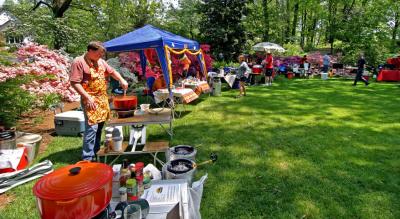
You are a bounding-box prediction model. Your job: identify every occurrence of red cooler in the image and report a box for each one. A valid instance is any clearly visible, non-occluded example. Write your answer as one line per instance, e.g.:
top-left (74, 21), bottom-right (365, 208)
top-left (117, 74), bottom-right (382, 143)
top-left (252, 65), bottom-right (263, 74)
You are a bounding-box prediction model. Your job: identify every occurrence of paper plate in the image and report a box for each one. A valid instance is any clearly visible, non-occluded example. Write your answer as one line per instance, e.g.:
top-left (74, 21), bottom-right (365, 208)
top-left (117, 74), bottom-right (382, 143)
top-left (147, 108), bottom-right (166, 114)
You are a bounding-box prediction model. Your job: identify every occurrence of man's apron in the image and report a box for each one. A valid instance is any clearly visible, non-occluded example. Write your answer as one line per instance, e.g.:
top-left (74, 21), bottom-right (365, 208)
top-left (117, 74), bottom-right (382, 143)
top-left (82, 65), bottom-right (110, 126)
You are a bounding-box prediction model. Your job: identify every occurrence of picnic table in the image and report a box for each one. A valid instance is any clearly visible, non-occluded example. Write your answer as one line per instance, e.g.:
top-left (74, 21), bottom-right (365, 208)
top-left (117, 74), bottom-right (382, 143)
top-left (183, 81), bottom-right (211, 95)
top-left (97, 109), bottom-right (173, 165)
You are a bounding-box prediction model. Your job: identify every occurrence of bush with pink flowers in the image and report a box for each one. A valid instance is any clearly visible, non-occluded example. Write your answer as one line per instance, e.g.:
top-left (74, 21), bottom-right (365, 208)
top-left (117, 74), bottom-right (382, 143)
top-left (0, 43), bottom-right (79, 102)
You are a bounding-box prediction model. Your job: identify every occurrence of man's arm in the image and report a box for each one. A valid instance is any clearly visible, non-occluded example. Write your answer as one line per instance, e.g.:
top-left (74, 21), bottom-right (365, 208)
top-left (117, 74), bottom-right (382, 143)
top-left (103, 60), bottom-right (128, 90)
top-left (109, 71), bottom-right (128, 90)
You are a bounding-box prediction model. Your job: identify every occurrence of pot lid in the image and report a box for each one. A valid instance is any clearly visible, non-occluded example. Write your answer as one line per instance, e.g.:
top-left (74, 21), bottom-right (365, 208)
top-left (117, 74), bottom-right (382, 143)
top-left (33, 161), bottom-right (112, 200)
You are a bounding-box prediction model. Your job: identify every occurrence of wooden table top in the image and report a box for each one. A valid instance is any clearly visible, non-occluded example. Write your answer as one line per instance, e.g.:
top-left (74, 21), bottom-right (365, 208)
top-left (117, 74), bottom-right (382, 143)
top-left (107, 108), bottom-right (172, 126)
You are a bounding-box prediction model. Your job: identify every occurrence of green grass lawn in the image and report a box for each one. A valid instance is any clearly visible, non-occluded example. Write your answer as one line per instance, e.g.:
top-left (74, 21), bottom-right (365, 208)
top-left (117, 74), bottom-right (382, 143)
top-left (1, 78), bottom-right (400, 218)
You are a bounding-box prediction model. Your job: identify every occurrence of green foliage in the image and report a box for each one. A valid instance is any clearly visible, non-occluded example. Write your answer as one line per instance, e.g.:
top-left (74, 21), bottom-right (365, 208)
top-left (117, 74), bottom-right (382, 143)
top-left (283, 43), bottom-right (304, 56)
top-left (0, 75), bottom-right (36, 128)
top-left (0, 50), bottom-right (16, 66)
top-left (198, 0), bottom-right (248, 61)
top-left (37, 93), bottom-right (62, 110)
top-left (0, 73), bottom-right (60, 128)
top-left (212, 60), bottom-right (240, 69)
top-left (161, 0), bottom-right (202, 40)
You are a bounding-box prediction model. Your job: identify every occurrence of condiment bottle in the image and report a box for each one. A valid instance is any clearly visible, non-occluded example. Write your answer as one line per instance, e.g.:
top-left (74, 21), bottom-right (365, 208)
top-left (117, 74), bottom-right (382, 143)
top-left (143, 171), bottom-right (152, 189)
top-left (115, 187), bottom-right (128, 218)
top-left (126, 178), bottom-right (138, 201)
top-left (119, 159), bottom-right (131, 187)
top-left (135, 162), bottom-right (144, 197)
top-left (105, 134), bottom-right (113, 151)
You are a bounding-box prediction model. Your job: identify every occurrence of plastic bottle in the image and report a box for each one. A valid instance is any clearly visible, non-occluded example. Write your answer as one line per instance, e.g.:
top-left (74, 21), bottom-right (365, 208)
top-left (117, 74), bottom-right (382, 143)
top-left (143, 171), bottom-right (152, 189)
top-left (105, 134), bottom-right (113, 151)
top-left (119, 159), bottom-right (131, 187)
top-left (114, 187), bottom-right (128, 218)
top-left (135, 162), bottom-right (144, 197)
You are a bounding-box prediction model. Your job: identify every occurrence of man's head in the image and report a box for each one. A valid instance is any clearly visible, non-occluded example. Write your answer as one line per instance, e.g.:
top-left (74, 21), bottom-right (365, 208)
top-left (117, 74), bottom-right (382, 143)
top-left (86, 41), bottom-right (106, 61)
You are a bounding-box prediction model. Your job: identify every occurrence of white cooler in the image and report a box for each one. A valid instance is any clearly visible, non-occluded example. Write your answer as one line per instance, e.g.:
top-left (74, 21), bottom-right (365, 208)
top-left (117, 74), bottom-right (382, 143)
top-left (54, 111), bottom-right (85, 136)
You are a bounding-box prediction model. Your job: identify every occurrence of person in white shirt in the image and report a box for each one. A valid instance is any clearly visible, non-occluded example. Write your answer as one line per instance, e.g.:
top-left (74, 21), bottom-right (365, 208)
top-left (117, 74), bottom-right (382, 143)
top-left (236, 55), bottom-right (251, 98)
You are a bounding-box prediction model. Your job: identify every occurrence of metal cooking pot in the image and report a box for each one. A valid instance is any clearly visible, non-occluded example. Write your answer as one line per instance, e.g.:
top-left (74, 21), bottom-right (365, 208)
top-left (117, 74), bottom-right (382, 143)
top-left (0, 130), bottom-right (16, 150)
top-left (113, 95), bottom-right (138, 111)
top-left (167, 145), bottom-right (197, 162)
top-left (163, 158), bottom-right (196, 184)
top-left (33, 161), bottom-right (113, 219)
top-left (163, 153), bottom-right (218, 184)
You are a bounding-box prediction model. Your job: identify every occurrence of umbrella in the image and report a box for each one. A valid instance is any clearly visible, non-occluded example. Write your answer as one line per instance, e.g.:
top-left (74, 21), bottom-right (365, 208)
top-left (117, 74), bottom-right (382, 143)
top-left (252, 42), bottom-right (285, 53)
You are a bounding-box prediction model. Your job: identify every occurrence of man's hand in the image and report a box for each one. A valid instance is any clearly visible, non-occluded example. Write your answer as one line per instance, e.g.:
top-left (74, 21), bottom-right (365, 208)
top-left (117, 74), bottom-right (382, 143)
top-left (84, 95), bottom-right (97, 111)
top-left (120, 78), bottom-right (129, 91)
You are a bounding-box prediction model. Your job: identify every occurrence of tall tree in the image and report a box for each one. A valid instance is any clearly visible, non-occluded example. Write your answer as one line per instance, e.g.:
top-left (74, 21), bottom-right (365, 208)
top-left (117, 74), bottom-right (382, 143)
top-left (262, 0), bottom-right (270, 41)
top-left (199, 0), bottom-right (248, 61)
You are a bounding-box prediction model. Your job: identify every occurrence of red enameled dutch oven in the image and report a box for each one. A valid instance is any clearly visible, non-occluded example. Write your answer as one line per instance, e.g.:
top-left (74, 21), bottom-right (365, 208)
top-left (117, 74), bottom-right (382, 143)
top-left (33, 161), bottom-right (113, 219)
top-left (113, 95), bottom-right (138, 111)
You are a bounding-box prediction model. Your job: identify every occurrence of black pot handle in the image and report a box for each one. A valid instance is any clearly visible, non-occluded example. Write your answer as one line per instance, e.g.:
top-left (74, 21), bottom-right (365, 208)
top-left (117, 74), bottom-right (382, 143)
top-left (69, 167), bottom-right (81, 175)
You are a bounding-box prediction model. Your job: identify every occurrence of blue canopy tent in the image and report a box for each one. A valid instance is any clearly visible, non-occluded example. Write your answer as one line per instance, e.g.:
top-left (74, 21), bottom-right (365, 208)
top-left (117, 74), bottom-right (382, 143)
top-left (103, 24), bottom-right (207, 91)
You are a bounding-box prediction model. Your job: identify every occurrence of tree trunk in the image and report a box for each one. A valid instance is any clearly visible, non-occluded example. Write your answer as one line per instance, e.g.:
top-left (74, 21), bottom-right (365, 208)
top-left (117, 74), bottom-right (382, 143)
top-left (328, 0), bottom-right (337, 54)
top-left (263, 0), bottom-right (270, 41)
top-left (52, 0), bottom-right (73, 18)
top-left (291, 0), bottom-right (299, 42)
top-left (285, 0), bottom-right (291, 43)
top-left (392, 12), bottom-right (399, 45)
top-left (300, 8), bottom-right (307, 49)
top-left (309, 18), bottom-right (317, 48)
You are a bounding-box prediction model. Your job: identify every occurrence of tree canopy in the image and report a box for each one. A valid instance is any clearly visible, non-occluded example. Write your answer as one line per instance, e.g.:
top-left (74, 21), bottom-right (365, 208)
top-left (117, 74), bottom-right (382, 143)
top-left (3, 0), bottom-right (400, 65)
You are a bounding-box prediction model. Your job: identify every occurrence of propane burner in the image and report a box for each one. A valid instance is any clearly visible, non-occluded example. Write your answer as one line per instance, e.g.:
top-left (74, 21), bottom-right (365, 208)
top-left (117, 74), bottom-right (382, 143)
top-left (167, 159), bottom-right (194, 174)
top-left (174, 146), bottom-right (194, 155)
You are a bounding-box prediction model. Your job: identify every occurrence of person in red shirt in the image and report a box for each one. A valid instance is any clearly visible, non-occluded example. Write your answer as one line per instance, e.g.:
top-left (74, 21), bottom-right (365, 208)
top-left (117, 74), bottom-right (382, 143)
top-left (262, 52), bottom-right (274, 86)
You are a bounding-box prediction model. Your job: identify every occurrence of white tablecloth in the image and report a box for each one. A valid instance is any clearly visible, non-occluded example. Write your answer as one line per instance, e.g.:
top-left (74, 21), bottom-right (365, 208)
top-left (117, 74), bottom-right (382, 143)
top-left (224, 73), bottom-right (237, 88)
top-left (153, 88), bottom-right (199, 104)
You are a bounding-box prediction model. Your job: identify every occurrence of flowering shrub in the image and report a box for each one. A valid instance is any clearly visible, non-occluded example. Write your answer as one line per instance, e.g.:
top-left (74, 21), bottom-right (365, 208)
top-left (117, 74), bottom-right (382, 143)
top-left (107, 57), bottom-right (138, 84)
top-left (0, 43), bottom-right (79, 102)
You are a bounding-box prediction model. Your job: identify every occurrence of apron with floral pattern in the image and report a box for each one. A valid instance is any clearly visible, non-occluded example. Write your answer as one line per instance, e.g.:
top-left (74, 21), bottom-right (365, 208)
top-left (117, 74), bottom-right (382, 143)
top-left (82, 64), bottom-right (110, 126)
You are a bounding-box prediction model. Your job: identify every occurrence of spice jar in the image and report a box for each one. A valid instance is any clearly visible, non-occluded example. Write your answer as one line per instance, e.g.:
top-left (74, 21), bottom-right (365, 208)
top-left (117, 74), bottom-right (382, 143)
top-left (143, 171), bottom-right (152, 189)
top-left (126, 178), bottom-right (138, 201)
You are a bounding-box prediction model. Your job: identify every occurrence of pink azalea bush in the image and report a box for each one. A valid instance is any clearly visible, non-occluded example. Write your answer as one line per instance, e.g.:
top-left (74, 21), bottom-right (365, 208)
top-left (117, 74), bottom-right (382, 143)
top-left (0, 43), bottom-right (79, 102)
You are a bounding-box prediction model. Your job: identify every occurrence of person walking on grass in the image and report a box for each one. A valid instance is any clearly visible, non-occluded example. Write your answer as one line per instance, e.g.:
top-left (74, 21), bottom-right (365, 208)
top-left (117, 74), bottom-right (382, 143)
top-left (236, 55), bottom-right (251, 98)
top-left (353, 53), bottom-right (369, 86)
top-left (323, 53), bottom-right (330, 73)
top-left (262, 51), bottom-right (274, 86)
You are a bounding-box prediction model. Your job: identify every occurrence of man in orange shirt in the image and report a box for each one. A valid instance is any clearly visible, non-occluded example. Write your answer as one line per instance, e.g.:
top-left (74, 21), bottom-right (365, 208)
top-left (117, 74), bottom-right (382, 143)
top-left (70, 41), bottom-right (128, 161)
top-left (262, 52), bottom-right (274, 86)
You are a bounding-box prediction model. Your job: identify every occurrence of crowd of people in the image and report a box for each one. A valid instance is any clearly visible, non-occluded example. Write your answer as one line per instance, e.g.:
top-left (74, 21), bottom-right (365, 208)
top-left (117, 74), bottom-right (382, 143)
top-left (232, 51), bottom-right (372, 98)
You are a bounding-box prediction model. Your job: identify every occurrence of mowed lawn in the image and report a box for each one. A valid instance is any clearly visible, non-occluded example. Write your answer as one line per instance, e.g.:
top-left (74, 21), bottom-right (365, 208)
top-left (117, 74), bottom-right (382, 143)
top-left (1, 78), bottom-right (400, 218)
